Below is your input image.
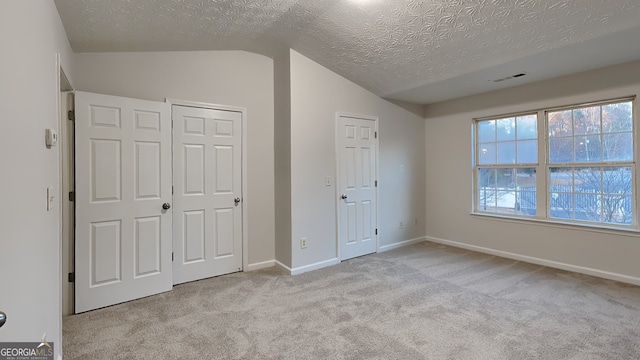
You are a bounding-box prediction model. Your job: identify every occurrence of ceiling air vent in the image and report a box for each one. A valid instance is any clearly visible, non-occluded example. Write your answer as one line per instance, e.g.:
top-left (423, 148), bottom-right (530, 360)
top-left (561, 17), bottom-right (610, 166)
top-left (490, 73), bottom-right (527, 83)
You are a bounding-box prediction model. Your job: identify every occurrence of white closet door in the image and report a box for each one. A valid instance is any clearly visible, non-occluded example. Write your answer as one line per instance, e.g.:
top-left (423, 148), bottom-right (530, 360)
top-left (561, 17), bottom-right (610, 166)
top-left (172, 105), bottom-right (243, 285)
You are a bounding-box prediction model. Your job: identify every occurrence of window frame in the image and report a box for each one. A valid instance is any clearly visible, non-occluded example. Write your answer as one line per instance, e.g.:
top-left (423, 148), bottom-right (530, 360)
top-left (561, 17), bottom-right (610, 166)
top-left (472, 96), bottom-right (637, 230)
top-left (474, 112), bottom-right (540, 217)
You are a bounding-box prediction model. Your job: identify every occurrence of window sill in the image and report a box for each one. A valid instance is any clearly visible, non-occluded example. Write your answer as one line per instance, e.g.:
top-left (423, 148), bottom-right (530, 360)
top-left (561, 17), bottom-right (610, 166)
top-left (469, 212), bottom-right (640, 237)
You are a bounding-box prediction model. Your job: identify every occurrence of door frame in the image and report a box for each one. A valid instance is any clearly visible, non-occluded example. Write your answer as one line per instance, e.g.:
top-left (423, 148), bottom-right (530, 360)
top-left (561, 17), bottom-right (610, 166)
top-left (334, 112), bottom-right (380, 261)
top-left (166, 99), bottom-right (249, 272)
top-left (60, 87), bottom-right (74, 317)
top-left (57, 55), bottom-right (74, 358)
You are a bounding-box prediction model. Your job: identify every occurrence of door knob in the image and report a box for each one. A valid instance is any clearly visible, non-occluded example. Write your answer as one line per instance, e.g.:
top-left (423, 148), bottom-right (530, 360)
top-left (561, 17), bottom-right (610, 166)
top-left (234, 197), bottom-right (241, 205)
top-left (162, 203), bottom-right (171, 210)
top-left (341, 194), bottom-right (348, 200)
top-left (0, 311), bottom-right (6, 328)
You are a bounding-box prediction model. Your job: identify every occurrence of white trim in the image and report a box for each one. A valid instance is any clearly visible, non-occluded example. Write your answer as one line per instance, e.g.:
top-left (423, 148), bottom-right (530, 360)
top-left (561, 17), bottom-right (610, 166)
top-left (378, 237), bottom-right (426, 253)
top-left (165, 98), bottom-right (249, 274)
top-left (470, 211), bottom-right (640, 236)
top-left (335, 112), bottom-right (380, 261)
top-left (281, 258), bottom-right (340, 276)
top-left (246, 260), bottom-right (276, 272)
top-left (165, 98), bottom-right (245, 113)
top-left (425, 236), bottom-right (640, 286)
top-left (57, 56), bottom-right (75, 360)
top-left (55, 53), bottom-right (63, 360)
top-left (274, 260), bottom-right (292, 274)
top-left (334, 115), bottom-right (341, 261)
top-left (374, 118), bottom-right (380, 254)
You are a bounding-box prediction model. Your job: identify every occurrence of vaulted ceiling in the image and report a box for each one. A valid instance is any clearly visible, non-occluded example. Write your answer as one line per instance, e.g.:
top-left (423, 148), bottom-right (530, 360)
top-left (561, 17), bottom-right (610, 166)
top-left (55, 0), bottom-right (640, 104)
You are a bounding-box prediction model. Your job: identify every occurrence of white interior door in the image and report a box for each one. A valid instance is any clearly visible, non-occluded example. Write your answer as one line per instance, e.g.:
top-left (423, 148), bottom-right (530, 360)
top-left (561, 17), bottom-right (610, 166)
top-left (337, 114), bottom-right (378, 261)
top-left (172, 105), bottom-right (243, 285)
top-left (75, 91), bottom-right (172, 313)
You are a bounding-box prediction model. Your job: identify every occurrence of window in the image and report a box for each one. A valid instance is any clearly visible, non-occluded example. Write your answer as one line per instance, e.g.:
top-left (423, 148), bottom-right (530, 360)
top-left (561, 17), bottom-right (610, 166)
top-left (474, 98), bottom-right (635, 228)
top-left (476, 114), bottom-right (538, 215)
top-left (548, 101), bottom-right (634, 225)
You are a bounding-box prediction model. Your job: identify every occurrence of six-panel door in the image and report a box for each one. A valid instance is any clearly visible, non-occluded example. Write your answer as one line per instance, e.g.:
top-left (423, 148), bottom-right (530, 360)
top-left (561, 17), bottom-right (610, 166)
top-left (74, 92), bottom-right (173, 313)
top-left (172, 105), bottom-right (243, 285)
top-left (338, 115), bottom-right (378, 261)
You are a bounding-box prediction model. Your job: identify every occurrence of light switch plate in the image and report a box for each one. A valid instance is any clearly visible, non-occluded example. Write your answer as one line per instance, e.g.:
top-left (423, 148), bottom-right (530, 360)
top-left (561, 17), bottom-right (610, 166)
top-left (325, 176), bottom-right (332, 186)
top-left (47, 187), bottom-right (54, 211)
top-left (45, 128), bottom-right (58, 147)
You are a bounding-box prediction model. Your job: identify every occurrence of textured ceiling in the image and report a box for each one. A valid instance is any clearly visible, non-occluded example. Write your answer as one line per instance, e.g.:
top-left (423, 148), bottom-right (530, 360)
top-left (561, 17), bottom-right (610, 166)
top-left (55, 0), bottom-right (640, 104)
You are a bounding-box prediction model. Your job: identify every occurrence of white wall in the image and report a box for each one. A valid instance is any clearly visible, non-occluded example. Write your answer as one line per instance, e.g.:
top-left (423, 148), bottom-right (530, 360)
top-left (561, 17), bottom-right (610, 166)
top-left (0, 1), bottom-right (74, 358)
top-left (73, 51), bottom-right (275, 267)
top-left (424, 59), bottom-right (640, 283)
top-left (290, 50), bottom-right (426, 270)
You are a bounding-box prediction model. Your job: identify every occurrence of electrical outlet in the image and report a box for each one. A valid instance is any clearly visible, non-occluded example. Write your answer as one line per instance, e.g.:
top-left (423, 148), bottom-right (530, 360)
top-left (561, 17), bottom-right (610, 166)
top-left (399, 221), bottom-right (404, 229)
top-left (300, 237), bottom-right (307, 249)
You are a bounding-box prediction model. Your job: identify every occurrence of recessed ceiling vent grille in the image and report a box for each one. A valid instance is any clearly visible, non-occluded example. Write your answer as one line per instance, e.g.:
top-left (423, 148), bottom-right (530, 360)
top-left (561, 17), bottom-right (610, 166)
top-left (491, 73), bottom-right (527, 82)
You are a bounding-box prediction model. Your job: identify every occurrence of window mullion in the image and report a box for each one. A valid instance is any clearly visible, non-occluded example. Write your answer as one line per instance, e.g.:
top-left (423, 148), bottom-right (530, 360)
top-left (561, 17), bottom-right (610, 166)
top-left (537, 110), bottom-right (547, 219)
top-left (635, 97), bottom-right (639, 227)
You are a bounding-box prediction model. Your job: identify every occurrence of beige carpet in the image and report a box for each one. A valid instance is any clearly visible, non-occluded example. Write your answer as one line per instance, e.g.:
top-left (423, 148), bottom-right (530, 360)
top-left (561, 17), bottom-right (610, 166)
top-left (63, 242), bottom-right (640, 359)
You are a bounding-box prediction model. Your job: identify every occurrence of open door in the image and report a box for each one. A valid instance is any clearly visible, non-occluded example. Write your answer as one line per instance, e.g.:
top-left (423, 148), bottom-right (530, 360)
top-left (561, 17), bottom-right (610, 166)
top-left (74, 91), bottom-right (172, 313)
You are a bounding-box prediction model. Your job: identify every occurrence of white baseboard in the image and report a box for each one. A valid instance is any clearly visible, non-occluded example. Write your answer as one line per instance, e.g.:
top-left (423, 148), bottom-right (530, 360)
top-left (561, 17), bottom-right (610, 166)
top-left (378, 237), bottom-right (426, 253)
top-left (245, 260), bottom-right (276, 272)
top-left (275, 258), bottom-right (340, 276)
top-left (274, 260), bottom-right (292, 274)
top-left (425, 236), bottom-right (640, 286)
top-left (272, 239), bottom-right (427, 276)
top-left (291, 258), bottom-right (339, 275)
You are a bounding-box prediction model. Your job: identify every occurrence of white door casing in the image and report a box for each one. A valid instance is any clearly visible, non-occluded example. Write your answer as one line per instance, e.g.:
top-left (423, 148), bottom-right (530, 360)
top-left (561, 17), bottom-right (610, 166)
top-left (172, 105), bottom-right (243, 285)
top-left (337, 114), bottom-right (378, 261)
top-left (75, 91), bottom-right (173, 313)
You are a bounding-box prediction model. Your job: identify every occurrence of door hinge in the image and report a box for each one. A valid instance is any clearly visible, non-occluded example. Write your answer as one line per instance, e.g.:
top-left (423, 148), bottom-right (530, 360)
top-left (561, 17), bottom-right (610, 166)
top-left (68, 272), bottom-right (75, 283)
top-left (375, 180), bottom-right (378, 187)
top-left (172, 252), bottom-right (174, 261)
top-left (68, 191), bottom-right (75, 201)
top-left (375, 131), bottom-right (377, 139)
top-left (172, 186), bottom-right (174, 195)
top-left (67, 110), bottom-right (75, 121)
top-left (375, 228), bottom-right (378, 235)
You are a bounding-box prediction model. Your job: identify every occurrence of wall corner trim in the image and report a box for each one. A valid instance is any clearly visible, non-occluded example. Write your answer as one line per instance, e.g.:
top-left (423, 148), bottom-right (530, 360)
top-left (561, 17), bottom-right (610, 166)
top-left (425, 236), bottom-right (640, 286)
top-left (274, 260), bottom-right (292, 275)
top-left (379, 237), bottom-right (427, 253)
top-left (246, 260), bottom-right (276, 272)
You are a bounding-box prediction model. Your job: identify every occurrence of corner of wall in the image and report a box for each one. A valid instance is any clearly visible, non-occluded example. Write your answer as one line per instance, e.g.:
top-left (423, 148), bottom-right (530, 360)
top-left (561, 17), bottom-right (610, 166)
top-left (273, 50), bottom-right (293, 268)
